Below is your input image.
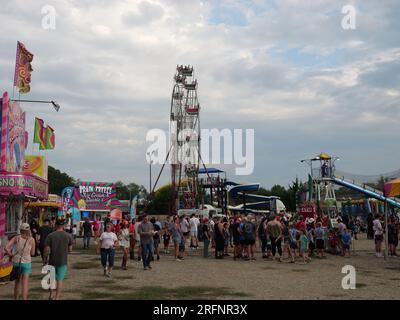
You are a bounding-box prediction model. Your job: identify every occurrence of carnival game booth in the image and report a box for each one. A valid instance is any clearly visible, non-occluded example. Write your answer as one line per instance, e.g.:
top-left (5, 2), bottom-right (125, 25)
top-left (0, 92), bottom-right (49, 279)
top-left (24, 194), bottom-right (61, 224)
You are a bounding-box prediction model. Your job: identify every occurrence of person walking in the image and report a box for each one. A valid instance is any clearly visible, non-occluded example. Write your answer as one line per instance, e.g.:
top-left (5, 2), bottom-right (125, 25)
top-left (93, 216), bottom-right (102, 244)
top-left (170, 216), bottom-right (183, 261)
top-left (138, 215), bottom-right (154, 270)
top-left (258, 216), bottom-right (268, 259)
top-left (299, 229), bottom-right (311, 264)
top-left (37, 219), bottom-right (53, 265)
top-left (151, 217), bottom-right (161, 261)
top-left (43, 218), bottom-right (73, 300)
top-left (134, 216), bottom-right (142, 261)
top-left (6, 223), bottom-right (35, 300)
top-left (267, 214), bottom-right (283, 262)
top-left (82, 217), bottom-right (93, 249)
top-left (315, 222), bottom-right (325, 258)
top-left (189, 214), bottom-right (200, 249)
top-left (214, 217), bottom-right (225, 259)
top-left (388, 217), bottom-right (399, 257)
top-left (243, 215), bottom-right (257, 260)
top-left (118, 222), bottom-right (130, 270)
top-left (373, 214), bottom-right (384, 258)
top-left (202, 217), bottom-right (211, 258)
top-left (97, 223), bottom-right (118, 278)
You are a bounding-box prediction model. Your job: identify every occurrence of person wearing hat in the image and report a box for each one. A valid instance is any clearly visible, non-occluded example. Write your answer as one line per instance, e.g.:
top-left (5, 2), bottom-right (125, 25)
top-left (44, 218), bottom-right (73, 300)
top-left (5, 223), bottom-right (36, 300)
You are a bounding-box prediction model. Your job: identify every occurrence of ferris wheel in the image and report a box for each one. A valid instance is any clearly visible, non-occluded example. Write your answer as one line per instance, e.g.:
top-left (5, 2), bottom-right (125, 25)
top-left (170, 65), bottom-right (201, 213)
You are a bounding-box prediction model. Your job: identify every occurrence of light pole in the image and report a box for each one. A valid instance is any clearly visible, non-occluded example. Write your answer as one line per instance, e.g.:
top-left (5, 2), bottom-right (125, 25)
top-left (10, 99), bottom-right (61, 112)
top-left (147, 151), bottom-right (155, 194)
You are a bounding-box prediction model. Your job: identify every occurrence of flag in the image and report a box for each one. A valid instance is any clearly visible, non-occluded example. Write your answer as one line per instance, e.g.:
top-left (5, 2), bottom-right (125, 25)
top-left (45, 125), bottom-right (55, 149)
top-left (33, 117), bottom-right (46, 149)
top-left (130, 196), bottom-right (137, 219)
top-left (13, 41), bottom-right (34, 94)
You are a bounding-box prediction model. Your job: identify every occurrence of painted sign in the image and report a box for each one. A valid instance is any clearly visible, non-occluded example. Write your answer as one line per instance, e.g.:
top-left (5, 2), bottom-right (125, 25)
top-left (23, 155), bottom-right (48, 179)
top-left (1, 93), bottom-right (28, 173)
top-left (299, 203), bottom-right (316, 219)
top-left (72, 182), bottom-right (117, 211)
top-left (61, 187), bottom-right (74, 213)
top-left (0, 173), bottom-right (48, 199)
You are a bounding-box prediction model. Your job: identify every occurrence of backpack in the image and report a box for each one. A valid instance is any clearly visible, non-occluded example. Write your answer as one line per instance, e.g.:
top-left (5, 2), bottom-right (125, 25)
top-left (243, 221), bottom-right (255, 241)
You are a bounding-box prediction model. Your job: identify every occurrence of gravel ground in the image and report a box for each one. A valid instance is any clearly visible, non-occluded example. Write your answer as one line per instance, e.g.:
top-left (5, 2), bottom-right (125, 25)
top-left (0, 233), bottom-right (399, 300)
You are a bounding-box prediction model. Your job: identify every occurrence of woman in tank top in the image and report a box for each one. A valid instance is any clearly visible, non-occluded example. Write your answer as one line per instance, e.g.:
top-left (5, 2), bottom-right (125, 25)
top-left (5, 223), bottom-right (36, 300)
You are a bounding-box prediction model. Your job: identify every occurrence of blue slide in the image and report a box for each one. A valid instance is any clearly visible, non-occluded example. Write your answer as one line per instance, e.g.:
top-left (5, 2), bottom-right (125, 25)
top-left (331, 176), bottom-right (400, 208)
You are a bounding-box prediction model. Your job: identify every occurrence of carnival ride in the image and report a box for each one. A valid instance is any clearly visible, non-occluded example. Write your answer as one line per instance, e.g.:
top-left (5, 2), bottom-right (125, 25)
top-left (170, 65), bottom-right (201, 213)
top-left (303, 153), bottom-right (400, 210)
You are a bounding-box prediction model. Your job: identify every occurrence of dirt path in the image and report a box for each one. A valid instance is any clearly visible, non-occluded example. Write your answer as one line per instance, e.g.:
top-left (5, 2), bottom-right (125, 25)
top-left (1, 234), bottom-right (399, 300)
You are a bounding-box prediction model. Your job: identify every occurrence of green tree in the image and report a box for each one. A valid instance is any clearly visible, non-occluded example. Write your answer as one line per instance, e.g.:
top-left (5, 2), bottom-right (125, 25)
top-left (147, 184), bottom-right (174, 215)
top-left (48, 165), bottom-right (75, 195)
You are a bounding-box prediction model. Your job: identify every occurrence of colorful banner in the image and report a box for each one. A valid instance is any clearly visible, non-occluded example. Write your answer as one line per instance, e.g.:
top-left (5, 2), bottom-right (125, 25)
top-left (14, 41), bottom-right (34, 94)
top-left (23, 155), bottom-right (48, 179)
top-left (0, 173), bottom-right (48, 199)
top-left (45, 125), bottom-right (55, 149)
top-left (1, 93), bottom-right (9, 171)
top-left (299, 203), bottom-right (316, 219)
top-left (33, 117), bottom-right (46, 149)
top-left (72, 182), bottom-right (117, 211)
top-left (2, 98), bottom-right (27, 173)
top-left (130, 195), bottom-right (137, 219)
top-left (61, 186), bottom-right (74, 213)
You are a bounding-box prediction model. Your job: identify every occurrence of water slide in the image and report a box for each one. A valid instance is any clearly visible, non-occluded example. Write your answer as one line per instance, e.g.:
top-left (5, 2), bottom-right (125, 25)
top-left (331, 176), bottom-right (400, 208)
top-left (224, 181), bottom-right (286, 211)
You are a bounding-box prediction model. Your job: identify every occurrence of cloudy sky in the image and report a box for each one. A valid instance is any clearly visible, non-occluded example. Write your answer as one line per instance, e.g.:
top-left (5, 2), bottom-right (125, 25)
top-left (1, 0), bottom-right (399, 191)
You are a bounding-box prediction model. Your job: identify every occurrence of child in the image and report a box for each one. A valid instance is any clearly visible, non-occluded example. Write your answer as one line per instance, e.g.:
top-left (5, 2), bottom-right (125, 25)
top-left (288, 223), bottom-right (299, 263)
top-left (163, 227), bottom-right (171, 254)
top-left (328, 230), bottom-right (340, 255)
top-left (299, 229), bottom-right (311, 264)
top-left (307, 225), bottom-right (315, 257)
top-left (341, 229), bottom-right (351, 257)
top-left (72, 224), bottom-right (77, 243)
top-left (314, 222), bottom-right (325, 258)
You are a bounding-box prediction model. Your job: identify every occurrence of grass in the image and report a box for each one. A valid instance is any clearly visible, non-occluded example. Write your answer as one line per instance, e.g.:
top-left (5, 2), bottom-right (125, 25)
top-left (80, 285), bottom-right (250, 300)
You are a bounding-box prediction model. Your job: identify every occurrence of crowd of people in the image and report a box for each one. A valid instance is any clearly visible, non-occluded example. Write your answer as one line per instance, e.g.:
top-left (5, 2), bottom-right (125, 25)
top-left (3, 209), bottom-right (399, 300)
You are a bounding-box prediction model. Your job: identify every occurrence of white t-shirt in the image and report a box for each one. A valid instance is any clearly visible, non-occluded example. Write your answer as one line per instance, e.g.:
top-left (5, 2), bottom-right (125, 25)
top-left (100, 232), bottom-right (118, 249)
top-left (189, 217), bottom-right (200, 232)
top-left (180, 219), bottom-right (189, 233)
top-left (373, 219), bottom-right (383, 236)
top-left (135, 222), bottom-right (141, 241)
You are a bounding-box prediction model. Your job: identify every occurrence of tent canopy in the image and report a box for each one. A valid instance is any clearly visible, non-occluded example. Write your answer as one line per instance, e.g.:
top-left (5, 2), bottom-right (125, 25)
top-left (384, 177), bottom-right (400, 197)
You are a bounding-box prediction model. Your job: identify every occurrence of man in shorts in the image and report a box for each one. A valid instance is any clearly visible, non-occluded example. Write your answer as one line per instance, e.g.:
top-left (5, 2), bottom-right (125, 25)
top-left (44, 218), bottom-right (73, 300)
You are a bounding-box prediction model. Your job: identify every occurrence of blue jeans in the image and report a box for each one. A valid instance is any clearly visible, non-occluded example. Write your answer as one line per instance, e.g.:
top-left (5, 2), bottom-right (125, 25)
top-left (100, 248), bottom-right (115, 268)
top-left (141, 243), bottom-right (153, 268)
top-left (83, 235), bottom-right (91, 248)
top-left (203, 238), bottom-right (210, 258)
